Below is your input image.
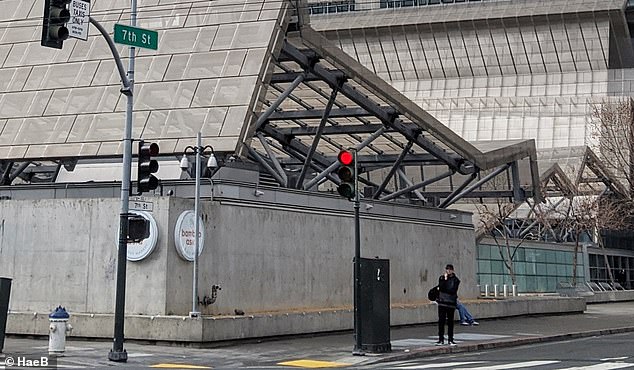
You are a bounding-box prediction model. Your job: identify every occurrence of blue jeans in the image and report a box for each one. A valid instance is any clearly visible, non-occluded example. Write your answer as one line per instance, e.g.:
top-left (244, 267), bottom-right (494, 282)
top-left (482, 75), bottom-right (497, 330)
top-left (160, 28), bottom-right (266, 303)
top-left (457, 302), bottom-right (474, 323)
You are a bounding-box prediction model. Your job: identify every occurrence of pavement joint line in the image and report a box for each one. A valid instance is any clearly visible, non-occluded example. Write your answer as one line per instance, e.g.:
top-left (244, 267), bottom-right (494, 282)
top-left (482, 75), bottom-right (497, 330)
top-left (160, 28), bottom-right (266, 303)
top-left (364, 326), bottom-right (634, 365)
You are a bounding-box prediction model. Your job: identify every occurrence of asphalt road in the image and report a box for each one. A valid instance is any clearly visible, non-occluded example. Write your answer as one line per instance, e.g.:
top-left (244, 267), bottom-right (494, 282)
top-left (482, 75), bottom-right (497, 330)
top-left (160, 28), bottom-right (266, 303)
top-left (370, 332), bottom-right (634, 369)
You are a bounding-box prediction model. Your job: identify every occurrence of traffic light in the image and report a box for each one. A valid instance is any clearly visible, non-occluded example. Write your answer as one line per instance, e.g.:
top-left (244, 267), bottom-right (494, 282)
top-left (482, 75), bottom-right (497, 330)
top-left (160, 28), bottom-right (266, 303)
top-left (41, 0), bottom-right (71, 49)
top-left (336, 150), bottom-right (355, 200)
top-left (137, 141), bottom-right (159, 193)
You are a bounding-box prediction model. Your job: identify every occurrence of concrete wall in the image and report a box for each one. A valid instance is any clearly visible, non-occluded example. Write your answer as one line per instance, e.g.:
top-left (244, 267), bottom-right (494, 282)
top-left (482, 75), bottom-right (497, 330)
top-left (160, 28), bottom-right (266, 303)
top-left (0, 198), bottom-right (173, 315)
top-left (0, 184), bottom-right (477, 318)
top-left (169, 197), bottom-right (478, 316)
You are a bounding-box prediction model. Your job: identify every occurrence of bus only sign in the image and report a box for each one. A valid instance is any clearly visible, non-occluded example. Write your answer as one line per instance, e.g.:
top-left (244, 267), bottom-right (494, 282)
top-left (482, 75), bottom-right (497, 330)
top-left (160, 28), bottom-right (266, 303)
top-left (113, 23), bottom-right (158, 50)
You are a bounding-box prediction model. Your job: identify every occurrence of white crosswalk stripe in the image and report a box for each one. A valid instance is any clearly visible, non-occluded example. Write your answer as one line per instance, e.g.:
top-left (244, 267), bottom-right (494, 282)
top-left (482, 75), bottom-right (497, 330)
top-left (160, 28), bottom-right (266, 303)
top-left (393, 361), bottom-right (485, 369)
top-left (380, 360), bottom-right (634, 370)
top-left (556, 363), bottom-right (634, 370)
top-left (443, 360), bottom-right (561, 370)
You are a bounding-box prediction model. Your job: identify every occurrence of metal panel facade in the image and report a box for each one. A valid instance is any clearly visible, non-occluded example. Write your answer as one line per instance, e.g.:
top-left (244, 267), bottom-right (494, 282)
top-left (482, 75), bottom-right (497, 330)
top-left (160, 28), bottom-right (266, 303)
top-left (0, 0), bottom-right (287, 160)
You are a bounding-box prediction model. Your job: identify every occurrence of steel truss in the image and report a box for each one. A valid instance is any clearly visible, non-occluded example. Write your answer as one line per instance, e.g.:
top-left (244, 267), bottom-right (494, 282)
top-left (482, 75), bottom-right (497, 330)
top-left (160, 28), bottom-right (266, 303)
top-left (0, 24), bottom-right (540, 210)
top-left (249, 28), bottom-right (540, 208)
top-left (477, 146), bottom-right (630, 243)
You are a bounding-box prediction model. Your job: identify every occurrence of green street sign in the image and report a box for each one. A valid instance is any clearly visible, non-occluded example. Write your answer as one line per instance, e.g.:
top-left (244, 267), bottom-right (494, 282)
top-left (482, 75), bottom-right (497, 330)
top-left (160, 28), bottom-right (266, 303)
top-left (113, 23), bottom-right (158, 50)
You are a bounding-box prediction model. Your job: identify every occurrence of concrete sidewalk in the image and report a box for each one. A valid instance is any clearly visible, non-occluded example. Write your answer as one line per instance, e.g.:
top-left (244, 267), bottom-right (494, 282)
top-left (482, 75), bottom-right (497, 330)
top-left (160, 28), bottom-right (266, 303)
top-left (2, 302), bottom-right (634, 368)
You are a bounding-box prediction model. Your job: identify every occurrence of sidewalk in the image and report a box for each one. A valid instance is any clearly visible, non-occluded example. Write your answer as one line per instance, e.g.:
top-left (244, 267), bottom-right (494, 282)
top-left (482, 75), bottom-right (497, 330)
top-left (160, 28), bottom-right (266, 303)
top-left (2, 302), bottom-right (634, 368)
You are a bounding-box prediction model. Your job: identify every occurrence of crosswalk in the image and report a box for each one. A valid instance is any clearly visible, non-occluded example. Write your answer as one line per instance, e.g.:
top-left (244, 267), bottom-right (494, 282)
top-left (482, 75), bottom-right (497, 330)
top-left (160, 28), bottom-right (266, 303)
top-left (378, 359), bottom-right (634, 370)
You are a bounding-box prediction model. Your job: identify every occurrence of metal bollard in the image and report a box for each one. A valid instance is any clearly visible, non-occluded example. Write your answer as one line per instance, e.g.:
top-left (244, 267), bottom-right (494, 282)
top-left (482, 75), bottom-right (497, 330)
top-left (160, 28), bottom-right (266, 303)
top-left (503, 284), bottom-right (508, 297)
top-left (484, 284), bottom-right (489, 297)
top-left (493, 284), bottom-right (499, 298)
top-left (48, 306), bottom-right (72, 356)
top-left (512, 284), bottom-right (517, 296)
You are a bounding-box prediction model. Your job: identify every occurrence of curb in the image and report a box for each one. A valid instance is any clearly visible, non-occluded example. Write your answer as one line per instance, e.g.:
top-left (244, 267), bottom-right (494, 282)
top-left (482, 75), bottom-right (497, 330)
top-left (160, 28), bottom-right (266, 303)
top-left (363, 326), bottom-right (634, 365)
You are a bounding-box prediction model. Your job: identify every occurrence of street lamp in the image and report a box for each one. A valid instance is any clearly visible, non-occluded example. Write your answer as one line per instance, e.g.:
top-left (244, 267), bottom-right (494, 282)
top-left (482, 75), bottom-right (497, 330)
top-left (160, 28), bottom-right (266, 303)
top-left (180, 132), bottom-right (218, 317)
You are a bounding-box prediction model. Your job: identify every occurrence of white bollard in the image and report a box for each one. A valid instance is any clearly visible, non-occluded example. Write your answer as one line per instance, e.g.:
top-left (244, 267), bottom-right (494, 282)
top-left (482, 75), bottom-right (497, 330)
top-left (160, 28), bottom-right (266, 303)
top-left (493, 284), bottom-right (499, 298)
top-left (484, 284), bottom-right (489, 297)
top-left (503, 284), bottom-right (508, 297)
top-left (512, 284), bottom-right (517, 296)
top-left (48, 306), bottom-right (72, 356)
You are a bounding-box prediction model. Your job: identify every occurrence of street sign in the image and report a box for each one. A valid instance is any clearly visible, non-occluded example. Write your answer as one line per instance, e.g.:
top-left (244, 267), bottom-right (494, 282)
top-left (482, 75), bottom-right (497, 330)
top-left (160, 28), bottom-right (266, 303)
top-left (69, 0), bottom-right (90, 41)
top-left (114, 23), bottom-right (158, 50)
top-left (129, 196), bottom-right (154, 212)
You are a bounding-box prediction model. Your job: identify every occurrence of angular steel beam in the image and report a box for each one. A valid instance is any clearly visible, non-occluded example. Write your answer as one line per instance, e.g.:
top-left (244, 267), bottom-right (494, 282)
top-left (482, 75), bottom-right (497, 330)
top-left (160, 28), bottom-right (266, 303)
top-left (9, 162), bottom-right (32, 183)
top-left (279, 153), bottom-right (450, 168)
top-left (265, 140), bottom-right (341, 186)
top-left (438, 173), bottom-right (477, 208)
top-left (442, 164), bottom-right (510, 208)
top-left (270, 70), bottom-right (345, 84)
top-left (397, 169), bottom-right (426, 202)
top-left (268, 108), bottom-right (383, 121)
top-left (0, 162), bottom-right (13, 185)
top-left (276, 124), bottom-right (388, 136)
top-left (380, 170), bottom-right (454, 202)
top-left (302, 127), bottom-right (386, 190)
top-left (257, 133), bottom-right (288, 186)
top-left (421, 190), bottom-right (533, 198)
top-left (256, 73), bottom-right (305, 129)
top-left (261, 124), bottom-right (337, 178)
top-left (247, 147), bottom-right (286, 186)
top-left (297, 88), bottom-right (339, 188)
top-left (373, 141), bottom-right (413, 199)
top-left (510, 161), bottom-right (524, 202)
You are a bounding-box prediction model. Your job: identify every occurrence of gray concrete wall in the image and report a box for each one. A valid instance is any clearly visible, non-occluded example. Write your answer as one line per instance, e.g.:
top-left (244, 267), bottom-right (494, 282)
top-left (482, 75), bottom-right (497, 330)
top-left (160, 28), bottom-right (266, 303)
top-left (0, 198), bottom-right (173, 315)
top-left (0, 184), bottom-right (477, 319)
top-left (169, 197), bottom-right (478, 316)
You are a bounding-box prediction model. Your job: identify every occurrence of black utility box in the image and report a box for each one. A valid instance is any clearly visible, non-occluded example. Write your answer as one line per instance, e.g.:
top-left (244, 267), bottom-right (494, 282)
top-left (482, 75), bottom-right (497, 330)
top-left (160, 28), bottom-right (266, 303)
top-left (0, 277), bottom-right (11, 353)
top-left (358, 257), bottom-right (391, 353)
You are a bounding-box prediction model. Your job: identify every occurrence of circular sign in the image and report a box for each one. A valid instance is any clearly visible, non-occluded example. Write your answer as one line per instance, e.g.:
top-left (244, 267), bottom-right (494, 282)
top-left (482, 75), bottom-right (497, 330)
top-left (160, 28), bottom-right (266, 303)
top-left (126, 210), bottom-right (159, 262)
top-left (174, 210), bottom-right (205, 261)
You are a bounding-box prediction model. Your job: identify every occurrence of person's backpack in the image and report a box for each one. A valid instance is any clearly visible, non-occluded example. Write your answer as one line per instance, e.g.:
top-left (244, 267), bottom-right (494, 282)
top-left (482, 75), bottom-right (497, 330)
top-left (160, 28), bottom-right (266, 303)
top-left (428, 285), bottom-right (439, 301)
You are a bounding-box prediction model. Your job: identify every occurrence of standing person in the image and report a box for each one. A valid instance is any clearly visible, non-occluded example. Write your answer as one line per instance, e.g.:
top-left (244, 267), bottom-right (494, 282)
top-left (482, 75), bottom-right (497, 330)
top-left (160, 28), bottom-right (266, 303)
top-left (436, 264), bottom-right (460, 346)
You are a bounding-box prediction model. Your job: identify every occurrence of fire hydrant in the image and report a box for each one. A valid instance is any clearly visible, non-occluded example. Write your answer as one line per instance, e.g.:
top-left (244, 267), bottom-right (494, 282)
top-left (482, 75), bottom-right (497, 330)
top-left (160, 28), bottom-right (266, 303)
top-left (48, 306), bottom-right (72, 356)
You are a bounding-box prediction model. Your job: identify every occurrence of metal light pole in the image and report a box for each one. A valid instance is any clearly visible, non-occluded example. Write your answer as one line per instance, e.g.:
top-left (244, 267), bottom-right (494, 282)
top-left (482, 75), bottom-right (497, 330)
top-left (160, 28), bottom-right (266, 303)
top-left (192, 132), bottom-right (202, 317)
top-left (109, 0), bottom-right (137, 362)
top-left (352, 149), bottom-right (363, 355)
top-left (180, 132), bottom-right (217, 318)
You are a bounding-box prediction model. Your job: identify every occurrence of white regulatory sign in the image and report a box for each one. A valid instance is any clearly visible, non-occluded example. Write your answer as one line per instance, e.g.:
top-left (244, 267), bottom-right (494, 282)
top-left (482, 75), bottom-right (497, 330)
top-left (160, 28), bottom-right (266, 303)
top-left (69, 0), bottom-right (90, 41)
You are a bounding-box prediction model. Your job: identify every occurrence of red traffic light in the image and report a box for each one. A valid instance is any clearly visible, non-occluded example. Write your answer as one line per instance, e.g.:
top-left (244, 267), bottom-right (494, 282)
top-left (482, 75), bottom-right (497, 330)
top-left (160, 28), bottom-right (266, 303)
top-left (337, 150), bottom-right (354, 166)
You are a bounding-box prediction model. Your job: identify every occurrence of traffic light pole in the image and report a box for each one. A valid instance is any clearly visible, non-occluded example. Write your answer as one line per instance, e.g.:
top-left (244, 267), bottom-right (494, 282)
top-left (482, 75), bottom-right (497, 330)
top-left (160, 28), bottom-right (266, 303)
top-left (352, 149), bottom-right (364, 355)
top-left (107, 0), bottom-right (137, 362)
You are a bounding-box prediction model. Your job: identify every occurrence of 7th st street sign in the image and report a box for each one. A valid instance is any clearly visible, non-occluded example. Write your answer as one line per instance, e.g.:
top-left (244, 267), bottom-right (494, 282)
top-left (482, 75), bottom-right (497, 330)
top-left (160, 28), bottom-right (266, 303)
top-left (114, 23), bottom-right (158, 50)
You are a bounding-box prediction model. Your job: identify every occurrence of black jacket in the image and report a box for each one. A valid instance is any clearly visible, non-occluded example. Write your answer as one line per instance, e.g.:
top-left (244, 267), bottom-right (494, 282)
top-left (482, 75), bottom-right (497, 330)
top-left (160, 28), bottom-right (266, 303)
top-left (437, 274), bottom-right (460, 309)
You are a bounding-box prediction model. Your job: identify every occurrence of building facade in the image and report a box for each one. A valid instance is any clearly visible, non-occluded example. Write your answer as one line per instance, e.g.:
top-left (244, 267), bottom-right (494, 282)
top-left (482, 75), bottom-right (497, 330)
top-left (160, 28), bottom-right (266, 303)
top-left (311, 0), bottom-right (634, 149)
top-left (311, 0), bottom-right (634, 290)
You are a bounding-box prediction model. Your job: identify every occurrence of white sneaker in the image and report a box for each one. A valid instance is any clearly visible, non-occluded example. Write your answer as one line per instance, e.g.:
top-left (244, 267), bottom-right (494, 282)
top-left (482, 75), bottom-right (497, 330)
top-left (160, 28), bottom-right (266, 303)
top-left (471, 321), bottom-right (479, 326)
